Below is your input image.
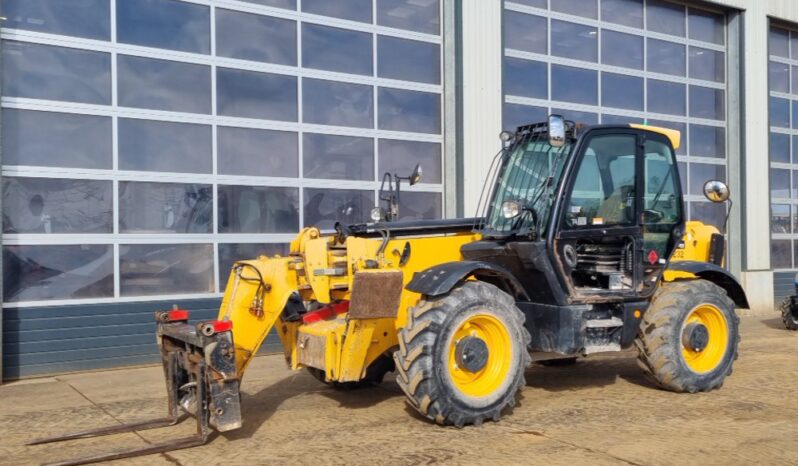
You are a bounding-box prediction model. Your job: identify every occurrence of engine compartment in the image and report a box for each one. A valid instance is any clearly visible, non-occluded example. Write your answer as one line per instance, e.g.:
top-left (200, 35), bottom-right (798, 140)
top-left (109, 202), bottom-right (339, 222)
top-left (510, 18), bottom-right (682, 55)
top-left (562, 236), bottom-right (635, 291)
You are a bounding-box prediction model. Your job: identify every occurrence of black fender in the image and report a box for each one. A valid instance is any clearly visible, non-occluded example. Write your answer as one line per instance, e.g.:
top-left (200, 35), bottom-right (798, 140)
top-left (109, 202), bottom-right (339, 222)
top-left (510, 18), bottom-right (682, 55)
top-left (667, 261), bottom-right (749, 309)
top-left (406, 261), bottom-right (530, 300)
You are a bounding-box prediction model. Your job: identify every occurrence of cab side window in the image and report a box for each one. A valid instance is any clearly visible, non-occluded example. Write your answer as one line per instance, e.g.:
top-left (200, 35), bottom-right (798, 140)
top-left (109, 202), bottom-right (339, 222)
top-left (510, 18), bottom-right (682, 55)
top-left (643, 139), bottom-right (682, 226)
top-left (566, 134), bottom-right (637, 227)
top-left (642, 138), bottom-right (683, 258)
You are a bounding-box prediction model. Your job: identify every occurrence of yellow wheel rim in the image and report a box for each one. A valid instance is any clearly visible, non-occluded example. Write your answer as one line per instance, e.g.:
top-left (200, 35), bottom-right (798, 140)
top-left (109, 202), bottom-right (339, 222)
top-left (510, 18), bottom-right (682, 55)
top-left (681, 304), bottom-right (729, 374)
top-left (448, 314), bottom-right (512, 398)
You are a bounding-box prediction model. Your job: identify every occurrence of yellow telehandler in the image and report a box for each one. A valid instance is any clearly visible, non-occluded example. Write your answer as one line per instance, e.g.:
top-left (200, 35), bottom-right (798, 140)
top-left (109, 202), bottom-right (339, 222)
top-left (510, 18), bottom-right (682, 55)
top-left (31, 116), bottom-right (748, 465)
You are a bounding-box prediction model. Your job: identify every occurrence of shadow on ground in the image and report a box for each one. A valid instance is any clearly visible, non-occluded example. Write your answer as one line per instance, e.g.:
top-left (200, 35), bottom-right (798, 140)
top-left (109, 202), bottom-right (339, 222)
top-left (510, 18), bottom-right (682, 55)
top-left (760, 316), bottom-right (790, 330)
top-left (526, 354), bottom-right (657, 392)
top-left (224, 371), bottom-right (400, 440)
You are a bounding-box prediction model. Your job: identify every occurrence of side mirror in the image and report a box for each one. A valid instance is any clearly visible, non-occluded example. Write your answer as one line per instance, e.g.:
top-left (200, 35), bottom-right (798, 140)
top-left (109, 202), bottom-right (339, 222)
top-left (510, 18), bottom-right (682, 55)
top-left (703, 180), bottom-right (730, 203)
top-left (408, 163), bottom-right (422, 186)
top-left (548, 114), bottom-right (566, 148)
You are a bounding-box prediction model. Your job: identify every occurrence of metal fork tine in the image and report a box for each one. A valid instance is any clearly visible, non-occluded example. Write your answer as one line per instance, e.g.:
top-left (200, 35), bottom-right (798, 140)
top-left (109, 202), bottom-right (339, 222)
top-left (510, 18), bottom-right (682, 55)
top-left (34, 360), bottom-right (213, 466)
top-left (42, 434), bottom-right (210, 466)
top-left (29, 342), bottom-right (222, 465)
top-left (27, 415), bottom-right (184, 445)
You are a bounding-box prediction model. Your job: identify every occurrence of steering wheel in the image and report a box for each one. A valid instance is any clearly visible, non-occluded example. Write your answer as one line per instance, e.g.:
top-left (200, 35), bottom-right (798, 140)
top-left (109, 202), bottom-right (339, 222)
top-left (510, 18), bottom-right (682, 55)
top-left (642, 209), bottom-right (664, 224)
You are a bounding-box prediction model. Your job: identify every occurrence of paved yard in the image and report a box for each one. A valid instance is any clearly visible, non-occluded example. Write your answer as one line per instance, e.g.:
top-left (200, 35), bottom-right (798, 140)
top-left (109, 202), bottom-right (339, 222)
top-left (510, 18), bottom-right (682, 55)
top-left (1, 313), bottom-right (797, 466)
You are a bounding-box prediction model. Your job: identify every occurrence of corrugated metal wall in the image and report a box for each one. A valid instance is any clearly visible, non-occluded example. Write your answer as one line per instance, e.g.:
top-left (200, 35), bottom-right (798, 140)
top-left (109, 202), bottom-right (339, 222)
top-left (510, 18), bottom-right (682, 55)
top-left (2, 298), bottom-right (281, 380)
top-left (461, 0), bottom-right (502, 216)
top-left (773, 271), bottom-right (795, 307)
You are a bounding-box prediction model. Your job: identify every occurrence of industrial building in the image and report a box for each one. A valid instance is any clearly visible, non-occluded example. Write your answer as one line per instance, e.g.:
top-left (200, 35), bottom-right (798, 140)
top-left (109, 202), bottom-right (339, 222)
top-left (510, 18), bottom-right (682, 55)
top-left (0, 0), bottom-right (795, 380)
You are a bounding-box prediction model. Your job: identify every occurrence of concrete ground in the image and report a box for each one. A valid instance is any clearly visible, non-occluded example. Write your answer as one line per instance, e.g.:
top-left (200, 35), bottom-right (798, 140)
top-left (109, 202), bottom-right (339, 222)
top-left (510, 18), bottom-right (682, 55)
top-left (1, 313), bottom-right (797, 466)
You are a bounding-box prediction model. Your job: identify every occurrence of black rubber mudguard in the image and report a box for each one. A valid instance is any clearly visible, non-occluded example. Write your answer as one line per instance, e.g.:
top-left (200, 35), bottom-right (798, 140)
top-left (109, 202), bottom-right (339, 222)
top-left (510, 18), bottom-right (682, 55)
top-left (667, 261), bottom-right (749, 309)
top-left (406, 260), bottom-right (529, 300)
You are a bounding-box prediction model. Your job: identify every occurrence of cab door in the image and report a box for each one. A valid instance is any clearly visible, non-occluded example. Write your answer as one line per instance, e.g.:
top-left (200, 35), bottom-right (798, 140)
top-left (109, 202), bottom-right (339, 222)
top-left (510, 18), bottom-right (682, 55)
top-left (639, 134), bottom-right (685, 293)
top-left (552, 129), bottom-right (683, 300)
top-left (554, 130), bottom-right (642, 299)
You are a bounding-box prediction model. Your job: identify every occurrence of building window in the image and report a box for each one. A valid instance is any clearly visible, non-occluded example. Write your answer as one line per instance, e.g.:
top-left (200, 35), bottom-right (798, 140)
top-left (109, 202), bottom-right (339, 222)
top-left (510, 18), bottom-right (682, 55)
top-left (116, 0), bottom-right (211, 54)
top-left (215, 9), bottom-right (296, 66)
top-left (2, 41), bottom-right (111, 105)
top-left (769, 24), bottom-right (798, 270)
top-left (1, 0), bottom-right (111, 40)
top-left (502, 0), bottom-right (727, 229)
top-left (3, 178), bottom-right (113, 234)
top-left (118, 119), bottom-right (213, 173)
top-left (2, 110), bottom-right (112, 169)
top-left (0, 0), bottom-right (444, 305)
top-left (117, 55), bottom-right (212, 114)
top-left (3, 245), bottom-right (114, 302)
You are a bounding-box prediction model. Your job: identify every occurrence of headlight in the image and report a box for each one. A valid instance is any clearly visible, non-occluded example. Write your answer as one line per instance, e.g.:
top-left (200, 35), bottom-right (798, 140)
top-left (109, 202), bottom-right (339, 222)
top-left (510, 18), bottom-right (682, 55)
top-left (370, 207), bottom-right (383, 222)
top-left (501, 201), bottom-right (521, 219)
top-left (499, 130), bottom-right (515, 143)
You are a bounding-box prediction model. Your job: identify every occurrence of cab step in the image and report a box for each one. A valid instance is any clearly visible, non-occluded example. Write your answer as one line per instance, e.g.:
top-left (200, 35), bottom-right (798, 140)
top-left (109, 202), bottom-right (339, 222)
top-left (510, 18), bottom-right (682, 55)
top-left (584, 342), bottom-right (622, 354)
top-left (585, 317), bottom-right (623, 328)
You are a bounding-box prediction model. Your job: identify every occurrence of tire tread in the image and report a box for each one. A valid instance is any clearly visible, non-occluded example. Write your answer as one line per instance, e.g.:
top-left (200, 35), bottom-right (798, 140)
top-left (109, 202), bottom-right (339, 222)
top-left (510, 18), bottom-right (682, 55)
top-left (780, 296), bottom-right (798, 331)
top-left (635, 279), bottom-right (739, 393)
top-left (394, 281), bottom-right (531, 426)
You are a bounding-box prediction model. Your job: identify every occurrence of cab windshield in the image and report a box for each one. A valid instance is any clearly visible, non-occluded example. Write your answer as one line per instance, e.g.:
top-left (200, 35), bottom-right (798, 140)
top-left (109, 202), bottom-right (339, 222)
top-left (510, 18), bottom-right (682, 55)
top-left (483, 133), bottom-right (572, 237)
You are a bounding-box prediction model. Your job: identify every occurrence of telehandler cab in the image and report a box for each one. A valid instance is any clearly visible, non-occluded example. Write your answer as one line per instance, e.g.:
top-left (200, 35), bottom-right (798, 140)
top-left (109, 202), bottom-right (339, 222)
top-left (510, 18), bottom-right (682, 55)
top-left (32, 116), bottom-right (748, 465)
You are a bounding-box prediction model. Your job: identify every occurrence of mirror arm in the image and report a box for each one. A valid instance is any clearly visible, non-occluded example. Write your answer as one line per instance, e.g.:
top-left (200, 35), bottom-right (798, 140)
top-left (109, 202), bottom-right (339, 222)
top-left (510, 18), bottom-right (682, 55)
top-left (721, 198), bottom-right (732, 236)
top-left (394, 175), bottom-right (402, 220)
top-left (378, 164), bottom-right (421, 222)
top-left (379, 172), bottom-right (392, 200)
top-left (378, 172), bottom-right (398, 221)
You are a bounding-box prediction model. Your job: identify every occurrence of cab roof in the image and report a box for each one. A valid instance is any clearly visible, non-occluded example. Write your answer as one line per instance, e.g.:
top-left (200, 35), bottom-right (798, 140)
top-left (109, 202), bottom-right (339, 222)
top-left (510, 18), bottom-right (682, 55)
top-left (513, 120), bottom-right (682, 151)
top-left (629, 123), bottom-right (681, 150)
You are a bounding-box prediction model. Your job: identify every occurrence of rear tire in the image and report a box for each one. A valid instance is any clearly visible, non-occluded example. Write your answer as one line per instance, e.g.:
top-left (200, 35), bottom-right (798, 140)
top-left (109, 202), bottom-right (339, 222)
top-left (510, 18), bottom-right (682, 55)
top-left (636, 279), bottom-right (739, 393)
top-left (780, 296), bottom-right (798, 330)
top-left (393, 281), bottom-right (531, 427)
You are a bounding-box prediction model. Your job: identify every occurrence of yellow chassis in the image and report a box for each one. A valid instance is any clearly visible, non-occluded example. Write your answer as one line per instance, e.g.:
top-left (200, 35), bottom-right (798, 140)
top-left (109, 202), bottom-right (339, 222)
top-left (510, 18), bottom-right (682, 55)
top-left (218, 227), bottom-right (480, 383)
top-left (216, 218), bottom-right (720, 385)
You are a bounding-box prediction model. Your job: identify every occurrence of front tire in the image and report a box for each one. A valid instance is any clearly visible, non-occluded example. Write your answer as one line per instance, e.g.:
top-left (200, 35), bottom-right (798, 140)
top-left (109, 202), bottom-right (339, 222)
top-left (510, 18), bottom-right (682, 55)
top-left (780, 296), bottom-right (798, 330)
top-left (636, 280), bottom-right (739, 393)
top-left (393, 281), bottom-right (531, 427)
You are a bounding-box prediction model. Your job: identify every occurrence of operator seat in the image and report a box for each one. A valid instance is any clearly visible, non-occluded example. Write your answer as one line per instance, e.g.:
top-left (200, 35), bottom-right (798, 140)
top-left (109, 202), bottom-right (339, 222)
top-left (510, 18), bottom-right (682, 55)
top-left (596, 184), bottom-right (634, 224)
